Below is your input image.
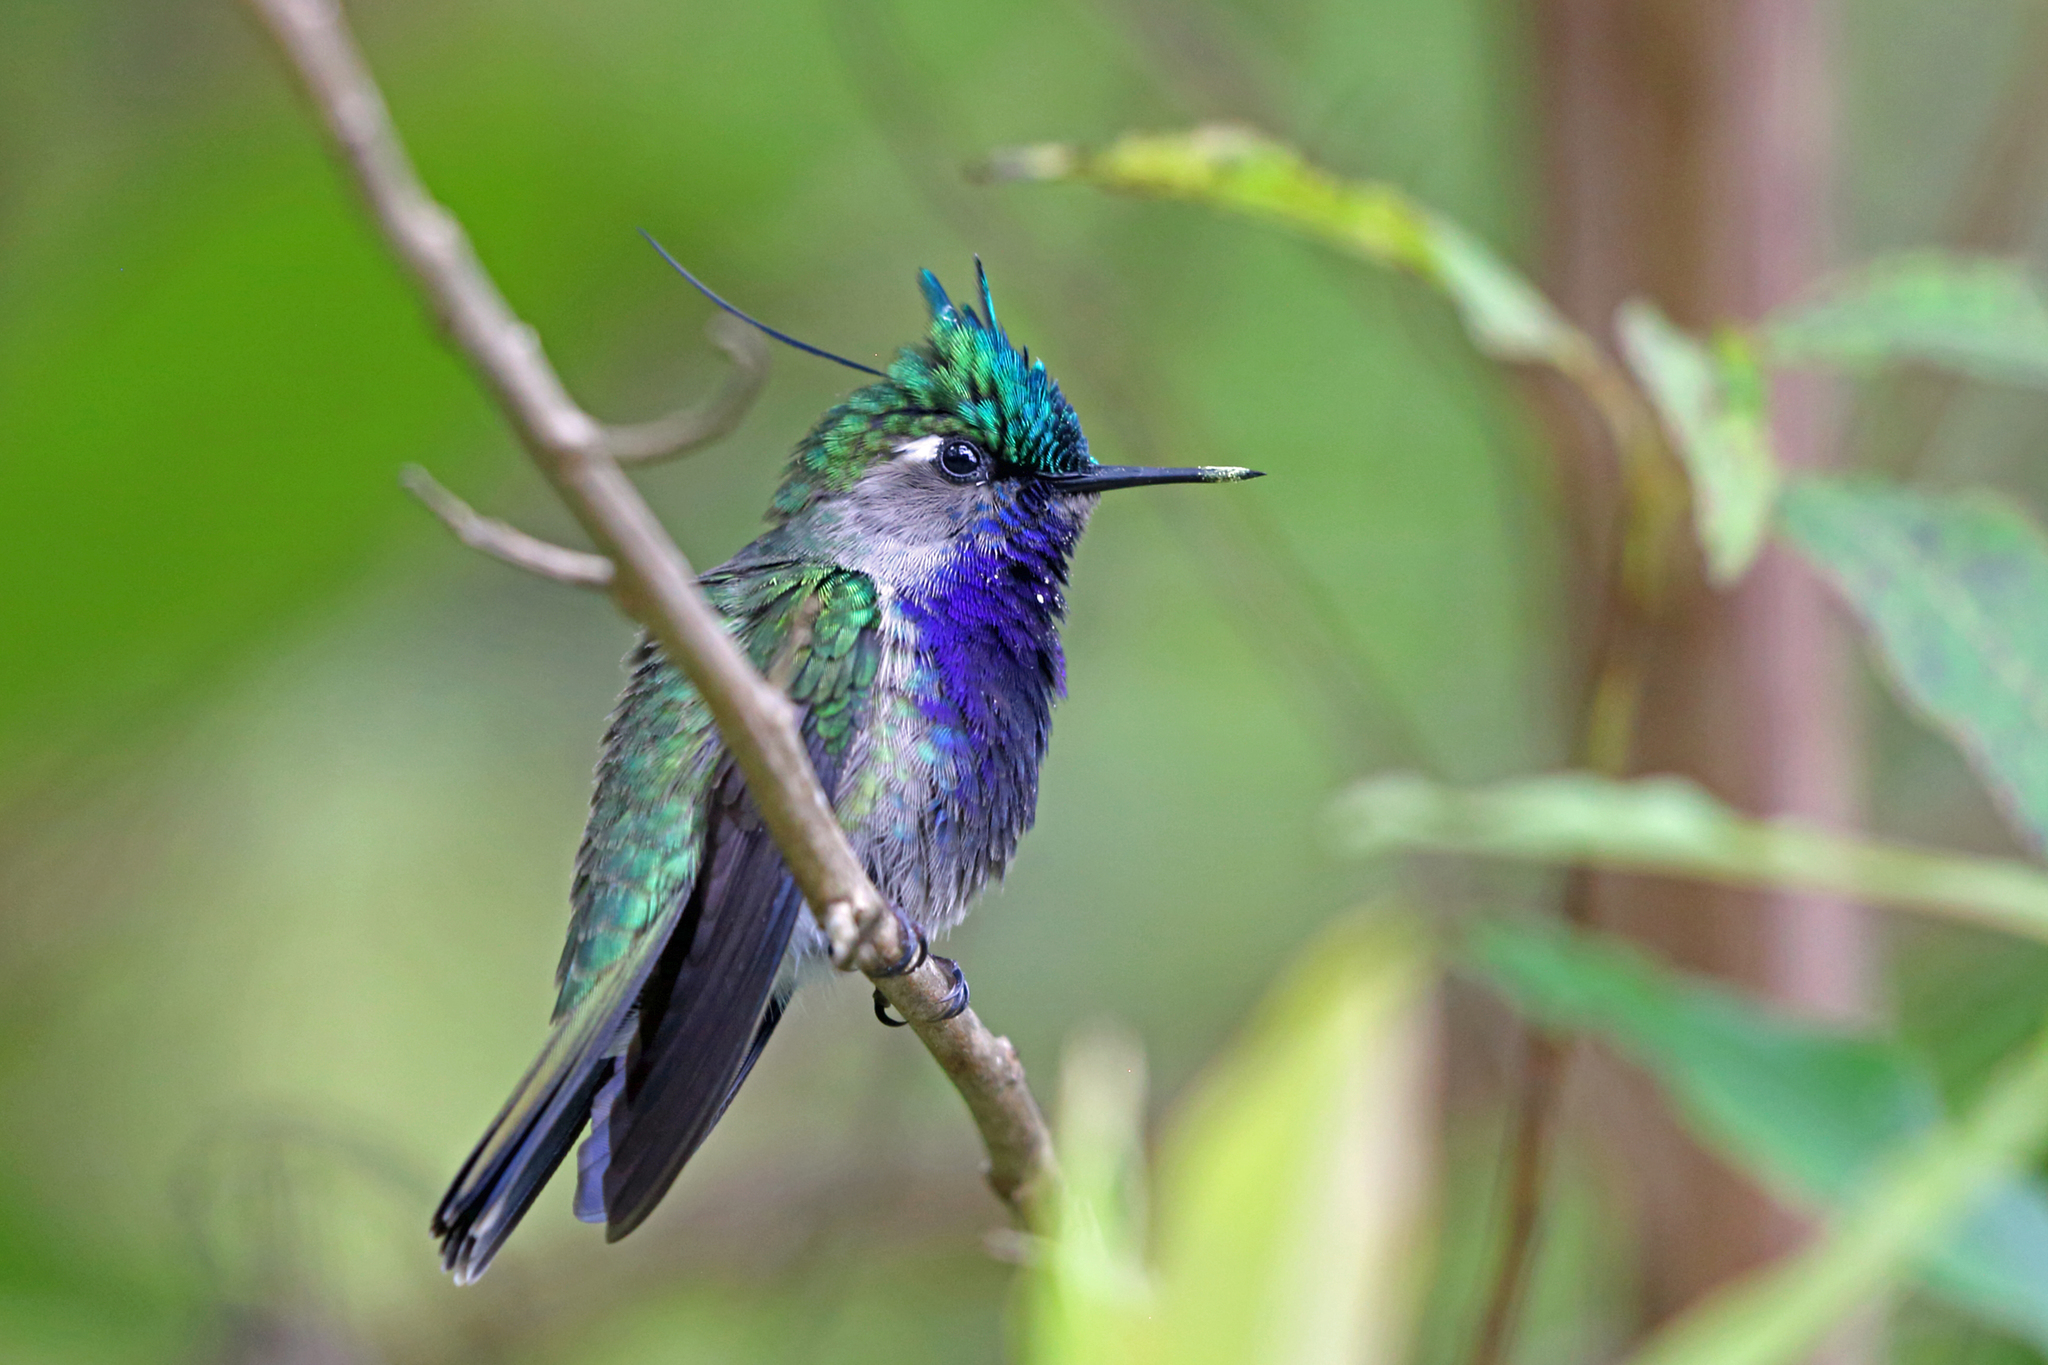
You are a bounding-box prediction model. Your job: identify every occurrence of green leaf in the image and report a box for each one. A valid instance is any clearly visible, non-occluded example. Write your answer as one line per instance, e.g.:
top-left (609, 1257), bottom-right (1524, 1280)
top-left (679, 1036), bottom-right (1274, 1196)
top-left (1629, 1019), bottom-right (2048, 1365)
top-left (1617, 302), bottom-right (1781, 584)
top-left (1420, 217), bottom-right (1587, 368)
top-left (981, 125), bottom-right (1589, 371)
top-left (1025, 1029), bottom-right (1155, 1365)
top-left (1469, 921), bottom-right (1935, 1199)
top-left (1764, 253), bottom-right (2048, 385)
top-left (1470, 920), bottom-right (2048, 1354)
top-left (1018, 917), bottom-right (1435, 1365)
top-left (1330, 770), bottom-right (2048, 943)
top-left (1150, 918), bottom-right (1433, 1365)
top-left (1779, 477), bottom-right (2048, 849)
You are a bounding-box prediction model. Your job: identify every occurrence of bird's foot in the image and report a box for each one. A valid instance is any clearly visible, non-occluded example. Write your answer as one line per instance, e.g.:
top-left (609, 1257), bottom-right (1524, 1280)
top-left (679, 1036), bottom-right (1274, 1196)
top-left (872, 954), bottom-right (971, 1028)
top-left (866, 908), bottom-right (928, 979)
top-left (870, 910), bottom-right (925, 1029)
top-left (929, 955), bottom-right (970, 1020)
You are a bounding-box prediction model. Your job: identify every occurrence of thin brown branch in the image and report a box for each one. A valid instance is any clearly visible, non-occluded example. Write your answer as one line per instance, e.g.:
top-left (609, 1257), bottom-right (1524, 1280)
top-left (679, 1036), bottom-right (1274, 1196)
top-left (606, 313), bottom-right (771, 464)
top-left (1862, 5), bottom-right (2048, 477)
top-left (1946, 5), bottom-right (2048, 253)
top-left (1467, 872), bottom-right (1593, 1365)
top-left (400, 464), bottom-right (616, 589)
top-left (1470, 1035), bottom-right (1570, 1365)
top-left (244, 0), bottom-right (1053, 1221)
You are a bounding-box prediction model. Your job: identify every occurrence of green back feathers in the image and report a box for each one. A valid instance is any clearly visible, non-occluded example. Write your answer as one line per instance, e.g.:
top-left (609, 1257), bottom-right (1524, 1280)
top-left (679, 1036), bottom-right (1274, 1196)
top-left (770, 264), bottom-right (1089, 521)
top-left (730, 568), bottom-right (881, 757)
top-left (552, 567), bottom-right (879, 1019)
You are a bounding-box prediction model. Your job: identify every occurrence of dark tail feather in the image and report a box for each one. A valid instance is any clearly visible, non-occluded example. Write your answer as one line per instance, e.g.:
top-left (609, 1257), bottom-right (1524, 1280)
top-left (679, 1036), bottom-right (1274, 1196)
top-left (600, 785), bottom-right (810, 1239)
top-left (573, 1059), bottom-right (622, 1225)
top-left (716, 992), bottom-right (789, 1127)
top-left (432, 1048), bottom-right (611, 1283)
top-left (573, 993), bottom-right (787, 1226)
top-left (432, 957), bottom-right (662, 1282)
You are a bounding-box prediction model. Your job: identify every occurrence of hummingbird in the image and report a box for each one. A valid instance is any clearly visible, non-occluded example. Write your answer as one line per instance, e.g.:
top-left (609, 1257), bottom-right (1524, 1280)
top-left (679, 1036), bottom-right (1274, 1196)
top-left (431, 256), bottom-right (1258, 1282)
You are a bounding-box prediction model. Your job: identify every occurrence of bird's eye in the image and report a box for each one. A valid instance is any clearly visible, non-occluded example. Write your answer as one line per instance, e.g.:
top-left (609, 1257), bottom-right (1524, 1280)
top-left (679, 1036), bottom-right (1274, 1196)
top-left (936, 438), bottom-right (987, 483)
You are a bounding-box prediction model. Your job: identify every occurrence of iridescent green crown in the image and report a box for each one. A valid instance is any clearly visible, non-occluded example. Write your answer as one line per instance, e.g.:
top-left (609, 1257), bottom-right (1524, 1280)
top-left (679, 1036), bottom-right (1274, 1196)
top-left (771, 265), bottom-right (1088, 522)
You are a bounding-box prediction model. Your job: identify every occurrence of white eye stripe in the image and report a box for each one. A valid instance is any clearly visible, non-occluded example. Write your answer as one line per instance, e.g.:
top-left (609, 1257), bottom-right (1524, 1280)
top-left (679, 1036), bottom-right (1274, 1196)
top-left (893, 435), bottom-right (945, 463)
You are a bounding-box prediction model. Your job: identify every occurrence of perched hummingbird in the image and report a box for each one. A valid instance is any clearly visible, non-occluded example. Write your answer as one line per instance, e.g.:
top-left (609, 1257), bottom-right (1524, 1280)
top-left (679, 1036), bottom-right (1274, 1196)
top-left (432, 261), bottom-right (1257, 1281)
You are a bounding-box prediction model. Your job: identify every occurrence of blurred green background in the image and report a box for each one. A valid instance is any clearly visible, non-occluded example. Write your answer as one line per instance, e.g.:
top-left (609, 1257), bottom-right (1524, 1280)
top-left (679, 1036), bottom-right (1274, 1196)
top-left (4, 1), bottom-right (2046, 1362)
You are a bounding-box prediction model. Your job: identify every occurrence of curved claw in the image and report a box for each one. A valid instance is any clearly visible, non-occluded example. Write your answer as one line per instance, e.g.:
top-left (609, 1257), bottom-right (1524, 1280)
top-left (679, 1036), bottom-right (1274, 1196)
top-left (929, 955), bottom-right (971, 1021)
top-left (871, 955), bottom-right (969, 1029)
top-left (874, 988), bottom-right (909, 1028)
top-left (867, 910), bottom-right (928, 979)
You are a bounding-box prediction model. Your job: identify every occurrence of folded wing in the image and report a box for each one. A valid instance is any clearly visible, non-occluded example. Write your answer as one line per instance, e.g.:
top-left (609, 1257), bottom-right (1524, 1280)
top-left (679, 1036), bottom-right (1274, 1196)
top-left (432, 566), bottom-right (880, 1280)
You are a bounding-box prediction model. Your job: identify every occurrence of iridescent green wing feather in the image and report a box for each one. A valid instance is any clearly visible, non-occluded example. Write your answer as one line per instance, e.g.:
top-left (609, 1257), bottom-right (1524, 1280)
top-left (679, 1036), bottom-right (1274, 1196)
top-left (552, 563), bottom-right (879, 1012)
top-left (552, 565), bottom-right (877, 1006)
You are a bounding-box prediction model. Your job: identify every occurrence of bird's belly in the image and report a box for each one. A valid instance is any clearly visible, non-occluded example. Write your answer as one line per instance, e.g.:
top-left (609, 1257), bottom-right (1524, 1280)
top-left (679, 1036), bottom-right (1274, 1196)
top-left (832, 609), bottom-right (1060, 935)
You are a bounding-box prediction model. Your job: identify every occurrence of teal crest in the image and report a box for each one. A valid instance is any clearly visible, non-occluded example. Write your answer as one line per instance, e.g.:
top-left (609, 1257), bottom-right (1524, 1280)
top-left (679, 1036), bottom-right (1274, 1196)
top-left (771, 264), bottom-right (1089, 521)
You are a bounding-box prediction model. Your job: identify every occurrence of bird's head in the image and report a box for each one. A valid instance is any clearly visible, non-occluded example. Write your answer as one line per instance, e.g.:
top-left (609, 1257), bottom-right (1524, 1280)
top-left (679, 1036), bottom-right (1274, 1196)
top-left (767, 264), bottom-right (1257, 575)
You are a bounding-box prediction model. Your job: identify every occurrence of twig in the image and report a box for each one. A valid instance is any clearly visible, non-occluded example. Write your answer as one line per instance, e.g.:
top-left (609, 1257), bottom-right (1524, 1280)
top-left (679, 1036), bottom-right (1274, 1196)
top-left (401, 465), bottom-right (616, 589)
top-left (1861, 5), bottom-right (2048, 477)
top-left (607, 312), bottom-right (770, 464)
top-left (243, 0), bottom-right (1055, 1222)
top-left (1466, 873), bottom-right (1592, 1365)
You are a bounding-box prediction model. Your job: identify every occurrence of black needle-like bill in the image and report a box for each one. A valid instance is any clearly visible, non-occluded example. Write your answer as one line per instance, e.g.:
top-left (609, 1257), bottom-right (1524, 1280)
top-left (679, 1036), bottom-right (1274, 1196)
top-left (1049, 465), bottom-right (1264, 493)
